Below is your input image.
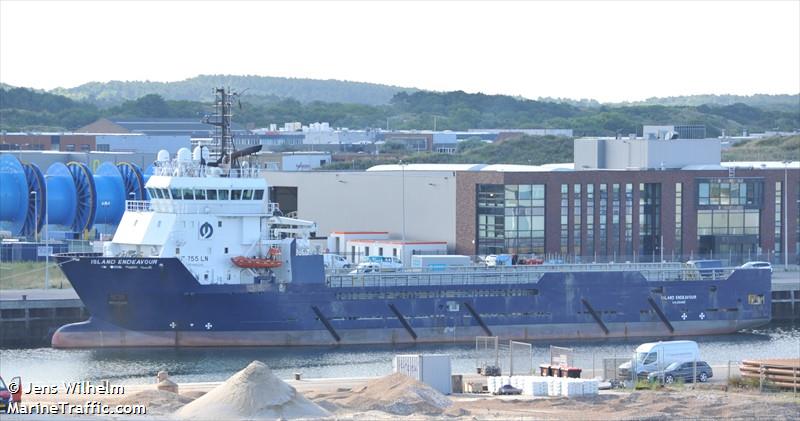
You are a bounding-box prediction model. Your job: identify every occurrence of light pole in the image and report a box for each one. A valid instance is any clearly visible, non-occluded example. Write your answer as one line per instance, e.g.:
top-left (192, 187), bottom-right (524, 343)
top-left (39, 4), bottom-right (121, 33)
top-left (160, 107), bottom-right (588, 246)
top-left (783, 160), bottom-right (791, 269)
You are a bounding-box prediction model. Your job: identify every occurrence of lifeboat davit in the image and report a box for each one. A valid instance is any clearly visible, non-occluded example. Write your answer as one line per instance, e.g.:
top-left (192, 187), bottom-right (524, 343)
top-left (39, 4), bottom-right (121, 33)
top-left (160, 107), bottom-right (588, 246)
top-left (231, 247), bottom-right (282, 269)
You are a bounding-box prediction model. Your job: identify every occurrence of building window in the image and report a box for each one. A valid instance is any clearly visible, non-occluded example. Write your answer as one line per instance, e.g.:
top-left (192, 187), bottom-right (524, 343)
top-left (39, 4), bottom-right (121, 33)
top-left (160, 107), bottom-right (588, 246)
top-left (675, 183), bottom-right (683, 258)
top-left (625, 184), bottom-right (633, 256)
top-left (573, 184), bottom-right (582, 257)
top-left (66, 144), bottom-right (76, 152)
top-left (697, 179), bottom-right (762, 208)
top-left (775, 181), bottom-right (782, 254)
top-left (697, 209), bottom-right (760, 257)
top-left (560, 184), bottom-right (569, 255)
top-left (599, 184), bottom-right (608, 257)
top-left (639, 183), bottom-right (662, 260)
top-left (696, 178), bottom-right (764, 261)
top-left (586, 184), bottom-right (594, 259)
top-left (477, 183), bottom-right (545, 255)
top-left (611, 184), bottom-right (620, 257)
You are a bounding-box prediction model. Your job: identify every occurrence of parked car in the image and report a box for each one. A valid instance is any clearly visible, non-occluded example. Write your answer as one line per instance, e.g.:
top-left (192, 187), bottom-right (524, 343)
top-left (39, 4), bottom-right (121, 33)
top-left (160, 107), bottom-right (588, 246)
top-left (349, 262), bottom-right (381, 274)
top-left (363, 255), bottom-right (403, 271)
top-left (647, 361), bottom-right (713, 384)
top-left (619, 340), bottom-right (700, 377)
top-left (484, 254), bottom-right (512, 267)
top-left (323, 253), bottom-right (351, 270)
top-left (0, 376), bottom-right (11, 412)
top-left (494, 384), bottom-right (523, 395)
top-left (685, 259), bottom-right (724, 279)
top-left (739, 261), bottom-right (772, 273)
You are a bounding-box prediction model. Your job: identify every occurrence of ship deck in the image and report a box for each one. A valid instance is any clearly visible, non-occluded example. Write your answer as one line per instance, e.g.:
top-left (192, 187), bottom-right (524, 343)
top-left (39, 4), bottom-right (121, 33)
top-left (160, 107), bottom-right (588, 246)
top-left (325, 262), bottom-right (738, 288)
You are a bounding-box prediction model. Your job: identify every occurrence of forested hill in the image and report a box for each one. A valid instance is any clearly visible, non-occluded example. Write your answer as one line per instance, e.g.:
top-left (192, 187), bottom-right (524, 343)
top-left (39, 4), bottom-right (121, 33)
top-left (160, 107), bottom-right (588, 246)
top-left (48, 75), bottom-right (413, 107)
top-left (537, 94), bottom-right (800, 111)
top-left (1, 87), bottom-right (798, 137)
top-left (613, 94), bottom-right (799, 111)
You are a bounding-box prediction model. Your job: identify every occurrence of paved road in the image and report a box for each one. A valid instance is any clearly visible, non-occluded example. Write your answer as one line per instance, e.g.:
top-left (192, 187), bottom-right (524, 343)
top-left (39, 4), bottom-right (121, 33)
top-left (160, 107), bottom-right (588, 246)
top-left (0, 288), bottom-right (78, 301)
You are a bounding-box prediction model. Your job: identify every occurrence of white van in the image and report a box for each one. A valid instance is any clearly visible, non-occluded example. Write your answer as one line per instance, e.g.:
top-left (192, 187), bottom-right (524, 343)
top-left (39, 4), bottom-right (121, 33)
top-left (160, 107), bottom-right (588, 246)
top-left (618, 340), bottom-right (700, 376)
top-left (323, 253), bottom-right (350, 270)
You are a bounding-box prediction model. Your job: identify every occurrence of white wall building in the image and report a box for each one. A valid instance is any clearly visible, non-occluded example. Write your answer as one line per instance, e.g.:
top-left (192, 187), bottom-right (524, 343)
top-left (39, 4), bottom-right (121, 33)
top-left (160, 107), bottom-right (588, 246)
top-left (264, 168), bottom-right (460, 250)
top-left (347, 239), bottom-right (447, 265)
top-left (574, 137), bottom-right (721, 170)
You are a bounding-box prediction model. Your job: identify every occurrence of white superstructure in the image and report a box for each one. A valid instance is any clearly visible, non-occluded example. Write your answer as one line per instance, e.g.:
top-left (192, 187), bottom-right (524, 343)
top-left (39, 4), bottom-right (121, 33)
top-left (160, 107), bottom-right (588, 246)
top-left (104, 147), bottom-right (318, 285)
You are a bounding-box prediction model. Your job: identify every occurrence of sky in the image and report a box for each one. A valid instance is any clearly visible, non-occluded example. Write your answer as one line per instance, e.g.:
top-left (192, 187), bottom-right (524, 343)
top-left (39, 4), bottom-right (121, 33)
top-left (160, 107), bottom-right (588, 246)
top-left (0, 0), bottom-right (798, 103)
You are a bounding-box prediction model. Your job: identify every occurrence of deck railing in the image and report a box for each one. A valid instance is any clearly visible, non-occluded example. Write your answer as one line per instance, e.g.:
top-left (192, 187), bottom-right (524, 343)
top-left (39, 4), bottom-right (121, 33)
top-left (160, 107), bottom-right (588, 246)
top-left (326, 263), bottom-right (740, 288)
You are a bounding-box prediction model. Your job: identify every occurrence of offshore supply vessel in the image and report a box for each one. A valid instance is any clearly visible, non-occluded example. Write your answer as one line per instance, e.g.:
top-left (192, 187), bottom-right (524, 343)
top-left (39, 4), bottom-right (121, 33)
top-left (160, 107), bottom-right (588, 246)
top-left (51, 89), bottom-right (772, 348)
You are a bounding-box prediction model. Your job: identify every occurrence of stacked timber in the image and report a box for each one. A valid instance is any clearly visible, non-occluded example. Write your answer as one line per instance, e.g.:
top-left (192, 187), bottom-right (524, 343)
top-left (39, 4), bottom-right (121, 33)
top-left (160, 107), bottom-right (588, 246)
top-left (739, 359), bottom-right (800, 389)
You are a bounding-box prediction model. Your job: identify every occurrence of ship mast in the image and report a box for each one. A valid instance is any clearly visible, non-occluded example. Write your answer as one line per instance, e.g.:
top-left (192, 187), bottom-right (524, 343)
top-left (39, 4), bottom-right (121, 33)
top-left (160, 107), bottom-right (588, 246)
top-left (203, 87), bottom-right (261, 173)
top-left (204, 87), bottom-right (237, 170)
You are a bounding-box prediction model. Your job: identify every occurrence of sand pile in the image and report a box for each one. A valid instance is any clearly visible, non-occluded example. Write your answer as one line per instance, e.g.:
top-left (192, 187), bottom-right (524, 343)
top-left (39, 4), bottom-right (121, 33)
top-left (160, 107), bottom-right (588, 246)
top-left (337, 372), bottom-right (452, 416)
top-left (109, 389), bottom-right (193, 415)
top-left (175, 361), bottom-right (330, 420)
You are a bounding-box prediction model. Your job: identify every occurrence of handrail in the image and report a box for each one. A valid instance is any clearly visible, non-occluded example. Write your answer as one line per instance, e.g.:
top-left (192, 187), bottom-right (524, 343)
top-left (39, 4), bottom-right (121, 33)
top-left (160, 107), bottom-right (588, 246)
top-left (326, 264), bottom-right (741, 288)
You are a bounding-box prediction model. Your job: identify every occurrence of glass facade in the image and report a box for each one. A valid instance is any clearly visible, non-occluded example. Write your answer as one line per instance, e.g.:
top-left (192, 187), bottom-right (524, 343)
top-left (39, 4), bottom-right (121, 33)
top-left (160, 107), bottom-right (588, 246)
top-left (477, 184), bottom-right (545, 255)
top-left (599, 184), bottom-right (608, 256)
top-left (573, 184), bottom-right (582, 256)
top-left (560, 184), bottom-right (569, 254)
top-left (639, 183), bottom-right (662, 259)
top-left (675, 183), bottom-right (683, 258)
top-left (696, 178), bottom-right (764, 257)
top-left (611, 184), bottom-right (620, 256)
top-left (698, 179), bottom-right (762, 207)
top-left (775, 181), bottom-right (782, 254)
top-left (625, 184), bottom-right (633, 255)
top-left (586, 184), bottom-right (595, 258)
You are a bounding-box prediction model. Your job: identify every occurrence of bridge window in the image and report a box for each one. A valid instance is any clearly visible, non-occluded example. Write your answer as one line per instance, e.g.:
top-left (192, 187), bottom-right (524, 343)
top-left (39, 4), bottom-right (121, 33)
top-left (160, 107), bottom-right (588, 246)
top-left (182, 188), bottom-right (194, 200)
top-left (171, 188), bottom-right (181, 200)
top-left (160, 189), bottom-right (170, 199)
top-left (194, 189), bottom-right (206, 200)
top-left (219, 189), bottom-right (229, 200)
top-left (207, 189), bottom-right (217, 200)
top-left (231, 189), bottom-right (242, 200)
top-left (242, 189), bottom-right (253, 200)
top-left (254, 190), bottom-right (264, 200)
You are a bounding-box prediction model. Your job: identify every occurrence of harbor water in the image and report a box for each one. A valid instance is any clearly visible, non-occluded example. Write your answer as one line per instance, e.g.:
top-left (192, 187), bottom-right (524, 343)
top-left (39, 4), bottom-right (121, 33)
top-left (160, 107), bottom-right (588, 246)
top-left (0, 322), bottom-right (797, 385)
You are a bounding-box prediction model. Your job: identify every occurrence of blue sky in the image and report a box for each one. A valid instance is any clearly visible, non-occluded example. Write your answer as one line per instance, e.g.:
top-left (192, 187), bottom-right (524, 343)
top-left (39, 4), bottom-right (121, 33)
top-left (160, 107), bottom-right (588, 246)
top-left (1, 1), bottom-right (798, 102)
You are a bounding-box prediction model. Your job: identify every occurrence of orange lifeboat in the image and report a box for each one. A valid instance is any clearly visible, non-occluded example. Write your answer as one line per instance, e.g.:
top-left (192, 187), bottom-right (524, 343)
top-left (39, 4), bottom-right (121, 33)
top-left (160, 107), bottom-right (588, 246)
top-left (231, 247), bottom-right (282, 269)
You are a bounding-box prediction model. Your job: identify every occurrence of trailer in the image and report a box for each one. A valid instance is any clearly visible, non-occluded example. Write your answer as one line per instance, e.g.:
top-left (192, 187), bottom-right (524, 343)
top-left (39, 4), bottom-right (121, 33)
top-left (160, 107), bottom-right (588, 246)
top-left (410, 255), bottom-right (472, 271)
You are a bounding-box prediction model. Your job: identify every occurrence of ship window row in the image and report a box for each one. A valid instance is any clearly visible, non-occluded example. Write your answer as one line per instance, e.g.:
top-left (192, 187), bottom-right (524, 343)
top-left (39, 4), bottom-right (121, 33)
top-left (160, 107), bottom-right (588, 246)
top-left (334, 289), bottom-right (539, 300)
top-left (147, 188), bottom-right (264, 201)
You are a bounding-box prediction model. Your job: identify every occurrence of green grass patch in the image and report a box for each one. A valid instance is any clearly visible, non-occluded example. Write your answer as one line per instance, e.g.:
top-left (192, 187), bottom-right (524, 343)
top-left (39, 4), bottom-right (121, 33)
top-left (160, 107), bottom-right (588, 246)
top-left (0, 261), bottom-right (71, 289)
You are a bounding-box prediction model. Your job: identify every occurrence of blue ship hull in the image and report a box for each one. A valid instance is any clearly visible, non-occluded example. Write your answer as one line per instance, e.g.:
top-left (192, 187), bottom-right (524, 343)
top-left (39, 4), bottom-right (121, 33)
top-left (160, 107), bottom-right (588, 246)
top-left (52, 255), bottom-right (772, 348)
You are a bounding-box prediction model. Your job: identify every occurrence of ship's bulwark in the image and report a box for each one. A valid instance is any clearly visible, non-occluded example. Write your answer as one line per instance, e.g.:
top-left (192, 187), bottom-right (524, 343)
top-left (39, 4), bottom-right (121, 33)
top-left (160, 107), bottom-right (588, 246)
top-left (53, 255), bottom-right (771, 348)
